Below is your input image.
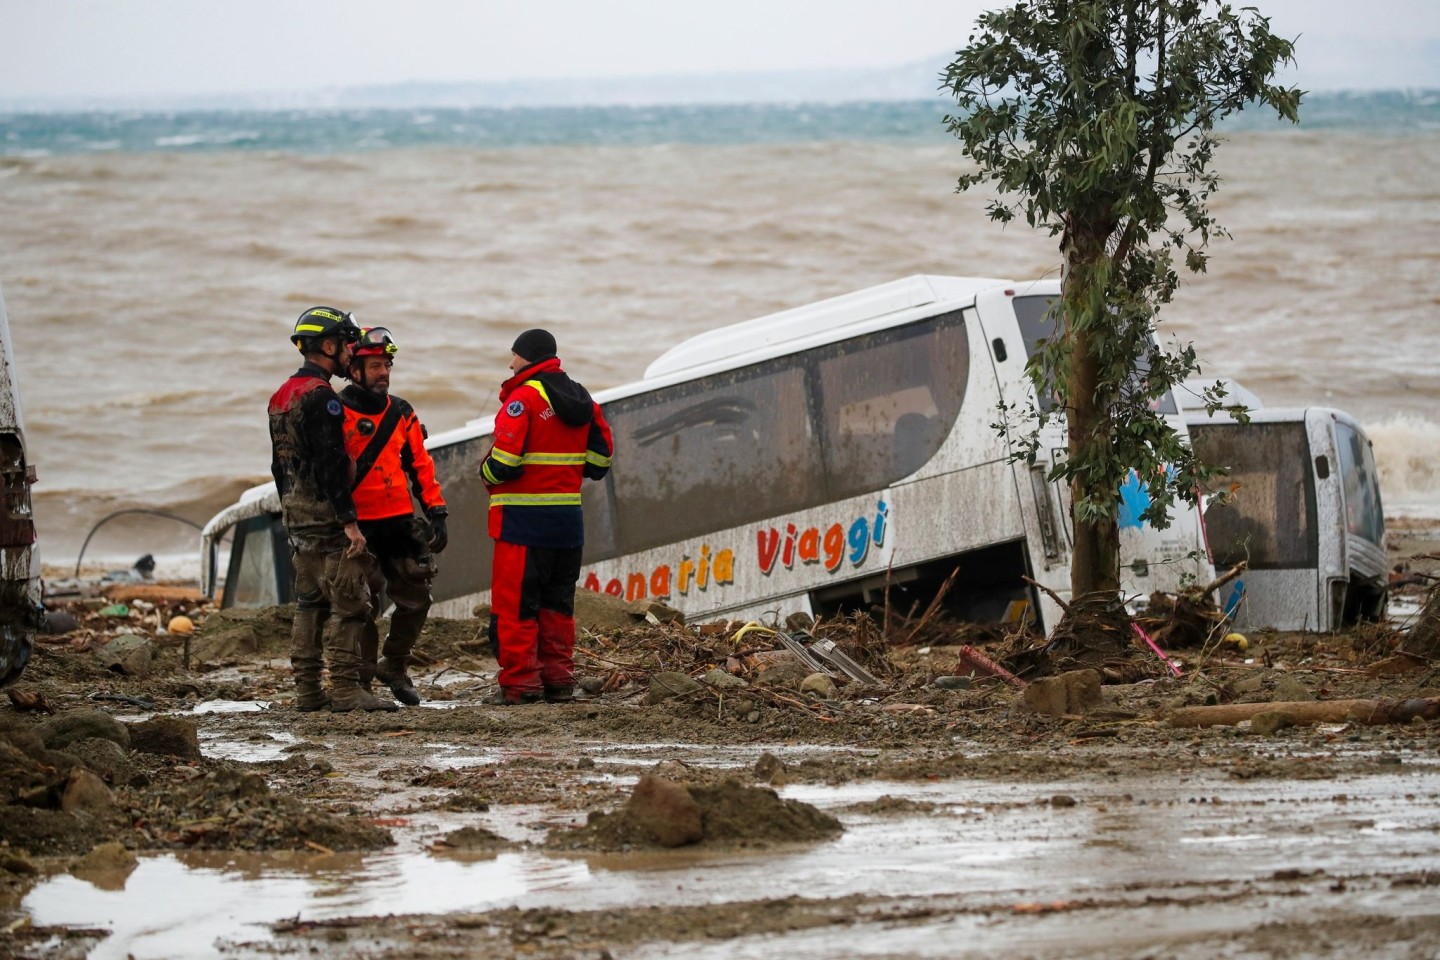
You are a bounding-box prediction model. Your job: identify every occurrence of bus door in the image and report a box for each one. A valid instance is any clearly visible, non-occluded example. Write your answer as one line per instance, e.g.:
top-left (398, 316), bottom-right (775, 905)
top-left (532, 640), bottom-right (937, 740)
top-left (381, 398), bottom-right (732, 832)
top-left (972, 286), bottom-right (1069, 627)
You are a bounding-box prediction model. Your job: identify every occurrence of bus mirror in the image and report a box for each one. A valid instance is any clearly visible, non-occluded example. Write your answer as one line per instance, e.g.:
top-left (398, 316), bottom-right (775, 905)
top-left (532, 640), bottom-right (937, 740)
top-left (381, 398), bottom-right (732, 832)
top-left (991, 338), bottom-right (1008, 362)
top-left (1314, 455), bottom-right (1330, 480)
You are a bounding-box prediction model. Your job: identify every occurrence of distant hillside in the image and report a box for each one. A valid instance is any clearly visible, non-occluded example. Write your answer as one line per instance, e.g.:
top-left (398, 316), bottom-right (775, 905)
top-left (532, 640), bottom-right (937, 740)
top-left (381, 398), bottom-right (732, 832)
top-left (0, 59), bottom-right (945, 113)
top-left (4, 34), bottom-right (1437, 114)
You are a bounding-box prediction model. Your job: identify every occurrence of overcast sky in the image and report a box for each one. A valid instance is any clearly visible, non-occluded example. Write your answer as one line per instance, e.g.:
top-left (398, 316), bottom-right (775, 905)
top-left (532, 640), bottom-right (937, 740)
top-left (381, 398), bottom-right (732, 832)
top-left (3, 0), bottom-right (1437, 102)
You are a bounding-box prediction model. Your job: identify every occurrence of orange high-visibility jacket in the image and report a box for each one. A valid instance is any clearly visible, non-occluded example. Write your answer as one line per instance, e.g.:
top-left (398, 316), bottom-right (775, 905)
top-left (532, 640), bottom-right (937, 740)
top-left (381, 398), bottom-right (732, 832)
top-left (480, 358), bottom-right (613, 548)
top-left (339, 389), bottom-right (445, 522)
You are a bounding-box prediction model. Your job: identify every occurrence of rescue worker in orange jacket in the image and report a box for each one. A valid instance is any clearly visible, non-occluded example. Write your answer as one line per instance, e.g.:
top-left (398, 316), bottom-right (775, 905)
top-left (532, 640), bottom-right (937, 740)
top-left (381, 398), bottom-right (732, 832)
top-left (268, 306), bottom-right (397, 713)
top-left (339, 326), bottom-right (448, 706)
top-left (479, 329), bottom-right (613, 704)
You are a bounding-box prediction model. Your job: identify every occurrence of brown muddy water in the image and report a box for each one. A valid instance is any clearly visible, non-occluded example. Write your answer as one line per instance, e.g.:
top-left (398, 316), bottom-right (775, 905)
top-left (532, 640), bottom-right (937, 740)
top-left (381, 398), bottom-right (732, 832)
top-left (18, 724), bottom-right (1440, 959)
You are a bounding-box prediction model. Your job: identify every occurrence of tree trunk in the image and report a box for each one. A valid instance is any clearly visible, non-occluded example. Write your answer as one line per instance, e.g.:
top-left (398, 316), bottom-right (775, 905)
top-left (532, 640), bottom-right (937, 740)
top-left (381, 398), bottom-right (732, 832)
top-left (1402, 582), bottom-right (1440, 657)
top-left (1063, 251), bottom-right (1121, 603)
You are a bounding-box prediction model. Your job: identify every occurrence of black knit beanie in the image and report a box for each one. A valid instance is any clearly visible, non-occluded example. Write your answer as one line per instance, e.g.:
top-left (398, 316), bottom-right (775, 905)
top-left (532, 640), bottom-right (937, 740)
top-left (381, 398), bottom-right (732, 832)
top-left (511, 328), bottom-right (557, 363)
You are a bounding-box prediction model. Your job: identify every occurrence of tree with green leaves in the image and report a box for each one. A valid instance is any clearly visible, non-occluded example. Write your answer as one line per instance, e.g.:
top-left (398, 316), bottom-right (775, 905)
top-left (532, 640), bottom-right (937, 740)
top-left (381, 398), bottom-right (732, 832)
top-left (942, 0), bottom-right (1301, 631)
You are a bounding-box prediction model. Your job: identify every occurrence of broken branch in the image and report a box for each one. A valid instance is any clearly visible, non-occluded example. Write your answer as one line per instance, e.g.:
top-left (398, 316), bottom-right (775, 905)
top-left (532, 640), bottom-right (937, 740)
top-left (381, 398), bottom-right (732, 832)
top-left (1168, 696), bottom-right (1440, 729)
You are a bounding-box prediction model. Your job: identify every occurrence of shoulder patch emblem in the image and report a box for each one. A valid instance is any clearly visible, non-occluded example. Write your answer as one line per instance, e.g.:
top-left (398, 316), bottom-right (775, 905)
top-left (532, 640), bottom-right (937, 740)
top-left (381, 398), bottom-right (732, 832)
top-left (326, 399), bottom-right (342, 416)
top-left (506, 400), bottom-right (525, 417)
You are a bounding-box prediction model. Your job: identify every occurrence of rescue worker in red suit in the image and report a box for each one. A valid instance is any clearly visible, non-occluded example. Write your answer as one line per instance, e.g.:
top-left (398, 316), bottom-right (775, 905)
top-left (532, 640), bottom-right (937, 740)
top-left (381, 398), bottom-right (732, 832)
top-left (339, 326), bottom-right (448, 706)
top-left (479, 329), bottom-right (613, 704)
top-left (268, 306), bottom-right (397, 713)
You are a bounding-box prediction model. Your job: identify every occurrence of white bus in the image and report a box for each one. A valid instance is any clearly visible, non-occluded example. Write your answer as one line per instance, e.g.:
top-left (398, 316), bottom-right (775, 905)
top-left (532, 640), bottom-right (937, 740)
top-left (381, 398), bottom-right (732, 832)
top-left (203, 275), bottom-right (1212, 632)
top-left (1183, 394), bottom-right (1387, 632)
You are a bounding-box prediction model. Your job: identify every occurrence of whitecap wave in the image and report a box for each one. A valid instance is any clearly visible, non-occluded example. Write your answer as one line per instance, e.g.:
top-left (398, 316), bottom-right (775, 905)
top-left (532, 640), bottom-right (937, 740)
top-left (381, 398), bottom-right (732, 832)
top-left (1367, 414), bottom-right (1440, 518)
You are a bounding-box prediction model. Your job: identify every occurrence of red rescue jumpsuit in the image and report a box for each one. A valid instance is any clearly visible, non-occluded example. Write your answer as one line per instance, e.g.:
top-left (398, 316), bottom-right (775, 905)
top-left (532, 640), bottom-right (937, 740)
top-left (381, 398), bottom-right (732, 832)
top-left (480, 358), bottom-right (613, 699)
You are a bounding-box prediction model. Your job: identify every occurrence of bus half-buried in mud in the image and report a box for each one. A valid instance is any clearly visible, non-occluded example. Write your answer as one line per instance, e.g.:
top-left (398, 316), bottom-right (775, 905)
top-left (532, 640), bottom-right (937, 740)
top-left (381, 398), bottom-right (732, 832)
top-left (202, 275), bottom-right (1212, 633)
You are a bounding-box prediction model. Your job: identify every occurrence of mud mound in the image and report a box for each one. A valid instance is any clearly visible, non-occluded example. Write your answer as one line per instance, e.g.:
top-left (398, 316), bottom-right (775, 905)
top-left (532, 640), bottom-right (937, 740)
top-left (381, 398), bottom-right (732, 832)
top-left (132, 767), bottom-right (394, 852)
top-left (189, 605), bottom-right (295, 661)
top-left (549, 776), bottom-right (842, 852)
top-left (0, 728), bottom-right (127, 856)
top-left (0, 718), bottom-right (392, 856)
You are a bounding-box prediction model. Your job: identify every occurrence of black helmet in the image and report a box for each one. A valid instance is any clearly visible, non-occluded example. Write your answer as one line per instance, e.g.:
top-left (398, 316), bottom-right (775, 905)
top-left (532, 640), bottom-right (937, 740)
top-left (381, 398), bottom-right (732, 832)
top-left (291, 307), bottom-right (362, 351)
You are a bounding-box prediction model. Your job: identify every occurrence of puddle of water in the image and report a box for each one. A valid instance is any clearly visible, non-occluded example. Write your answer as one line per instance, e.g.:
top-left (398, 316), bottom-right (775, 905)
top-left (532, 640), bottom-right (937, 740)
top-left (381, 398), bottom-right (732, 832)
top-left (199, 727), bottom-right (298, 763)
top-left (191, 700), bottom-right (270, 714)
top-left (22, 771), bottom-right (1440, 959)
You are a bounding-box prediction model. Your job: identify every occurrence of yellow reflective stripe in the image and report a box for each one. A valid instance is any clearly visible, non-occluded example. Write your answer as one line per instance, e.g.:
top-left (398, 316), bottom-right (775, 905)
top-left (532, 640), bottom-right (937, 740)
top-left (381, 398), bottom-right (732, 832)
top-left (481, 461), bottom-right (502, 485)
top-left (522, 452), bottom-right (587, 465)
top-left (489, 492), bottom-right (582, 506)
top-left (295, 323), bottom-right (326, 333)
top-left (585, 451), bottom-right (612, 467)
top-left (489, 448), bottom-right (523, 467)
top-left (523, 379), bottom-right (551, 408)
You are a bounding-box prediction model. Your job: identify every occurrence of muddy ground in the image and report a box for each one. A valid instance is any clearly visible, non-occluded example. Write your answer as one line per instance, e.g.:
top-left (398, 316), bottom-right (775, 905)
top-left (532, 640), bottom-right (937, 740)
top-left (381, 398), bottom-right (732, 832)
top-left (2, 526), bottom-right (1439, 959)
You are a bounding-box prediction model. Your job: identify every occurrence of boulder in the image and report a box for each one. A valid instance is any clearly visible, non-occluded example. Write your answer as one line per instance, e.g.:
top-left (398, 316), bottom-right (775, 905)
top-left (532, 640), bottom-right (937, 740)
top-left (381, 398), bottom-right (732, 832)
top-left (129, 716), bottom-right (202, 761)
top-left (753, 751), bottom-right (787, 785)
top-left (757, 660), bottom-right (810, 690)
top-left (799, 673), bottom-right (838, 699)
top-left (93, 633), bottom-right (153, 677)
top-left (625, 598), bottom-right (685, 625)
top-left (1272, 676), bottom-right (1313, 703)
top-left (1251, 710), bottom-right (1298, 736)
top-left (644, 672), bottom-right (702, 705)
top-left (624, 775), bottom-right (704, 848)
top-left (700, 668), bottom-right (748, 690)
top-left (61, 769), bottom-right (115, 815)
top-left (43, 610), bottom-right (81, 635)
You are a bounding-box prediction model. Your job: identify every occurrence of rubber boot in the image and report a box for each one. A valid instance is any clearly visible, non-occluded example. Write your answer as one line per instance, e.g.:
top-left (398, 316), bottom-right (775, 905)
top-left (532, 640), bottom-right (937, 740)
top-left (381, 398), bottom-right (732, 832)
top-left (291, 603), bottom-right (329, 712)
top-left (358, 618), bottom-right (380, 692)
top-left (375, 655), bottom-right (420, 706)
top-left (327, 614), bottom-right (397, 712)
top-left (329, 680), bottom-right (400, 712)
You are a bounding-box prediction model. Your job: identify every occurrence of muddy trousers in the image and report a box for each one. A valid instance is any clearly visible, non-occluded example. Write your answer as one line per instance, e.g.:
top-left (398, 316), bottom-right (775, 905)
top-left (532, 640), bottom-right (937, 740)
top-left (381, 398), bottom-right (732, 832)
top-left (488, 540), bottom-right (581, 697)
top-left (291, 546), bottom-right (376, 694)
top-left (359, 551), bottom-right (436, 684)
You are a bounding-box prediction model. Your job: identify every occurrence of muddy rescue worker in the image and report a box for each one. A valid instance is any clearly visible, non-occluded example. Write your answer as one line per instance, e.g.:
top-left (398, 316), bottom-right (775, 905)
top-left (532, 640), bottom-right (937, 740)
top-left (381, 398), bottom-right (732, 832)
top-left (268, 306), bottom-right (397, 713)
top-left (479, 329), bottom-right (613, 705)
top-left (339, 325), bottom-right (448, 706)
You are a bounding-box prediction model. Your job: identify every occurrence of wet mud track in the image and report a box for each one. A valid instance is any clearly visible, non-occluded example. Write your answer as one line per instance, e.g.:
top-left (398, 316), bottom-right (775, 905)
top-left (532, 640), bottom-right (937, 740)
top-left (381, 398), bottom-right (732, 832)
top-left (12, 697), bottom-right (1440, 960)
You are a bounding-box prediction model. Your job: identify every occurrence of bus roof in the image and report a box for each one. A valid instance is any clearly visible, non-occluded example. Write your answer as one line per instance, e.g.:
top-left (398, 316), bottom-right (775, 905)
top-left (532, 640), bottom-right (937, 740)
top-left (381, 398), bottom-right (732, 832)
top-left (643, 274), bottom-right (1013, 379)
top-left (427, 273), bottom-right (1048, 450)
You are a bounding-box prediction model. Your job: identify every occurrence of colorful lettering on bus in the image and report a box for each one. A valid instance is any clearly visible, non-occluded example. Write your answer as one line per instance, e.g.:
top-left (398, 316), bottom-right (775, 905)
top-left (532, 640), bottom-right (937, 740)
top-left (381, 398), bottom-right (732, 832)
top-left (582, 499), bottom-right (889, 602)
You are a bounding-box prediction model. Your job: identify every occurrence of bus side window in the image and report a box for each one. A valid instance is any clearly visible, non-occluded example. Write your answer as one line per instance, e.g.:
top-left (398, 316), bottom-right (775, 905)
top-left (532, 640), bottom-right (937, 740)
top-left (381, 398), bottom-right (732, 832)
top-left (1012, 295), bottom-right (1177, 415)
top-left (606, 360), bottom-right (823, 554)
top-left (814, 311), bottom-right (969, 498)
top-left (1335, 422), bottom-right (1384, 545)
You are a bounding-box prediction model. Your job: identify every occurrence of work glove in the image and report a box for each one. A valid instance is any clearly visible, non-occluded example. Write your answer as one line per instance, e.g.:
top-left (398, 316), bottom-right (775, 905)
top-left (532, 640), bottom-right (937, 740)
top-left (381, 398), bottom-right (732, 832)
top-left (426, 508), bottom-right (449, 554)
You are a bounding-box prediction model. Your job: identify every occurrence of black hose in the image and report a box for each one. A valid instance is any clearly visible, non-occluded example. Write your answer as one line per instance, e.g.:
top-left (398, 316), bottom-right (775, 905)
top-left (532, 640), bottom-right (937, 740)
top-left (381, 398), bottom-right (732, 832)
top-left (73, 509), bottom-right (204, 578)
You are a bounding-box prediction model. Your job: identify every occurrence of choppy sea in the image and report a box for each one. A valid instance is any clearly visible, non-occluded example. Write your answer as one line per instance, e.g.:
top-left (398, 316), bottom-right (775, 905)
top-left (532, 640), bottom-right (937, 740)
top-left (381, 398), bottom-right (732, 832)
top-left (1, 93), bottom-right (1437, 565)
